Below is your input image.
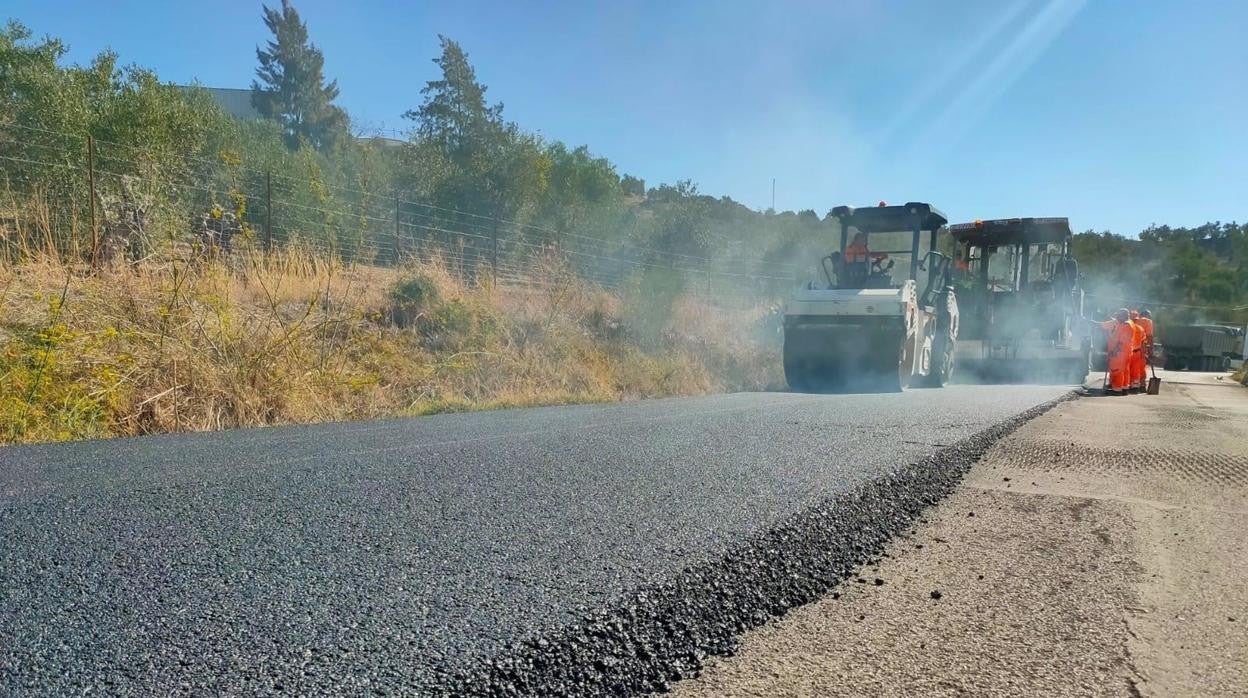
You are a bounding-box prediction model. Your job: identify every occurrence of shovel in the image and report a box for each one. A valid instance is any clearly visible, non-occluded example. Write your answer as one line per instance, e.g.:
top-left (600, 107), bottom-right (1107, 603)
top-left (1146, 355), bottom-right (1161, 395)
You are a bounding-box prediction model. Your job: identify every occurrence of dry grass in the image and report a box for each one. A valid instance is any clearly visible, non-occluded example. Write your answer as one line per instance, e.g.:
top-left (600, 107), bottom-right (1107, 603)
top-left (0, 240), bottom-right (780, 444)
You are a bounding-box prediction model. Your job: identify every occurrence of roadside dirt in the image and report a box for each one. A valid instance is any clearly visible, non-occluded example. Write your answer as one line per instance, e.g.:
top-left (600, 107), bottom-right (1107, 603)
top-left (671, 373), bottom-right (1248, 697)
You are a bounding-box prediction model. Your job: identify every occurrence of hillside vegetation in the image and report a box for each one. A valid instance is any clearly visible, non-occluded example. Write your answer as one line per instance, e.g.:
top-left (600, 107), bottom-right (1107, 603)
top-left (2, 6), bottom-right (1245, 442)
top-left (0, 245), bottom-right (779, 443)
top-left (0, 14), bottom-right (792, 444)
top-left (1073, 224), bottom-right (1248, 330)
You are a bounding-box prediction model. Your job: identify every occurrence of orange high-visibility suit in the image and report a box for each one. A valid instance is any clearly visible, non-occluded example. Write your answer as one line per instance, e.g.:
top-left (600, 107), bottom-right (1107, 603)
top-left (1137, 316), bottom-right (1155, 364)
top-left (845, 233), bottom-right (887, 264)
top-left (845, 244), bottom-right (887, 264)
top-left (1100, 319), bottom-right (1134, 392)
top-left (845, 241), bottom-right (870, 264)
top-left (1129, 319), bottom-right (1146, 390)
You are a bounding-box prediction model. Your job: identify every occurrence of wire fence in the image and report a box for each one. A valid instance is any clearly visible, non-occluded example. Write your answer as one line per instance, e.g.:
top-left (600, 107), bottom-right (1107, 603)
top-left (0, 124), bottom-right (799, 309)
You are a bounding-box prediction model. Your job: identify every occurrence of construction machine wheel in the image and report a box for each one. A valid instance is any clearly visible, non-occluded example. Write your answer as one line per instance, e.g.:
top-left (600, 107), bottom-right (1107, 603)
top-left (890, 332), bottom-right (911, 393)
top-left (919, 325), bottom-right (955, 387)
top-left (917, 294), bottom-right (957, 388)
top-left (1071, 350), bottom-right (1092, 385)
top-left (782, 340), bottom-right (813, 392)
top-left (879, 324), bottom-right (911, 392)
top-left (783, 320), bottom-right (905, 393)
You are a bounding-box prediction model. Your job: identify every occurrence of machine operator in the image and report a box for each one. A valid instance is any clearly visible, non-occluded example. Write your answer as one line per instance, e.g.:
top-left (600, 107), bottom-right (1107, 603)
top-left (843, 231), bottom-right (891, 287)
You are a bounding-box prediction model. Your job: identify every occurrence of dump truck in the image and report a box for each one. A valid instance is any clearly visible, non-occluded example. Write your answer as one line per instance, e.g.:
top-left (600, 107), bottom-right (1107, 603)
top-left (783, 202), bottom-right (958, 392)
top-left (947, 217), bottom-right (1090, 384)
top-left (1161, 324), bottom-right (1246, 372)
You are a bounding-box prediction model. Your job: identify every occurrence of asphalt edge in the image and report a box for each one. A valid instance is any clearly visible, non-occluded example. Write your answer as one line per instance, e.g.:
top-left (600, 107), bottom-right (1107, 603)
top-left (452, 391), bottom-right (1079, 697)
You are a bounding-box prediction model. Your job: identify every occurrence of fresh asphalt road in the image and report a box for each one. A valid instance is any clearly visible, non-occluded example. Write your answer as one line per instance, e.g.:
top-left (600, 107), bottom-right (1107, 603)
top-left (0, 386), bottom-right (1069, 695)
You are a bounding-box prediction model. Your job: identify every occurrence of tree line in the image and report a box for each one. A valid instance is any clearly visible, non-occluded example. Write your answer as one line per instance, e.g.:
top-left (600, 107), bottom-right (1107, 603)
top-left (1, 1), bottom-right (1244, 322)
top-left (0, 3), bottom-right (826, 281)
top-left (1074, 223), bottom-right (1248, 325)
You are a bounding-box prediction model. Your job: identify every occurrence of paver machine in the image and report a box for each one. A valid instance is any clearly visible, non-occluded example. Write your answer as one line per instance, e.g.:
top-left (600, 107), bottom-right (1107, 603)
top-left (947, 217), bottom-right (1090, 384)
top-left (783, 202), bottom-right (958, 392)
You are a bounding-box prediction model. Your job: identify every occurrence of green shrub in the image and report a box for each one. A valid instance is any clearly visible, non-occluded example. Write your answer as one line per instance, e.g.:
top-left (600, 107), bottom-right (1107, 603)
top-left (622, 267), bottom-right (685, 347)
top-left (387, 274), bottom-right (441, 327)
top-left (423, 299), bottom-right (474, 350)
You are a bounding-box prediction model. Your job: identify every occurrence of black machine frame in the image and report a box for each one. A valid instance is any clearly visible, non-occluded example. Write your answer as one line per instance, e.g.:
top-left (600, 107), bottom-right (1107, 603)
top-left (948, 217), bottom-right (1074, 291)
top-left (827, 202), bottom-right (953, 305)
top-left (946, 216), bottom-right (1088, 383)
top-left (831, 202), bottom-right (949, 282)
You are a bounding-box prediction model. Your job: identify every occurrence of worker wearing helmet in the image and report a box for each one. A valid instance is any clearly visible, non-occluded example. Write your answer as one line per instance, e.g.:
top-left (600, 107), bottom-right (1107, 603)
top-left (1128, 310), bottom-right (1145, 392)
top-left (1137, 309), bottom-right (1155, 372)
top-left (1097, 308), bottom-right (1134, 395)
top-left (843, 231), bottom-right (888, 286)
top-left (844, 231), bottom-right (886, 265)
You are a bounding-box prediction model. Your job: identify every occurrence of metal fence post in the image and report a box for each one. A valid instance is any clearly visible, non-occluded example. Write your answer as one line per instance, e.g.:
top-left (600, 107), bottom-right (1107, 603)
top-left (491, 221), bottom-right (499, 286)
top-left (265, 170), bottom-right (273, 253)
top-left (87, 135), bottom-right (97, 267)
top-left (394, 196), bottom-right (401, 263)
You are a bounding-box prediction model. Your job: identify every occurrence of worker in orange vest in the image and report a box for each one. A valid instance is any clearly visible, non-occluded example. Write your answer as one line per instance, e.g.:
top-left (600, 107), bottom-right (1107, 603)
top-left (844, 231), bottom-right (884, 264)
top-left (1098, 308), bottom-right (1134, 395)
top-left (1138, 309), bottom-right (1155, 367)
top-left (1128, 310), bottom-right (1146, 392)
top-left (843, 231), bottom-right (888, 286)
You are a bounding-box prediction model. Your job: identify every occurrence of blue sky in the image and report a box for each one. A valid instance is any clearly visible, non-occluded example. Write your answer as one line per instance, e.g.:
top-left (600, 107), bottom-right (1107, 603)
top-left (6, 0), bottom-right (1246, 234)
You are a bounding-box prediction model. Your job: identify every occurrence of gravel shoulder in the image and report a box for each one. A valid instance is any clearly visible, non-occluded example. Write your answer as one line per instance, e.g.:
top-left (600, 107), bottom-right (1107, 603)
top-left (673, 372), bottom-right (1248, 697)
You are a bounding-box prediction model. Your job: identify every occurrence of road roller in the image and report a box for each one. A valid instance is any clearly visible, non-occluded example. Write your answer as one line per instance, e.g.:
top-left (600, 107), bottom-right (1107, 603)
top-left (783, 202), bottom-right (958, 392)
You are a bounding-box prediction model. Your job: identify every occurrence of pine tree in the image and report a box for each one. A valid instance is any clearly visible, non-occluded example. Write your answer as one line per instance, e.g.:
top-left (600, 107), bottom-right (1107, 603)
top-left (250, 0), bottom-right (346, 150)
top-left (404, 36), bottom-right (503, 156)
top-left (402, 36), bottom-right (542, 218)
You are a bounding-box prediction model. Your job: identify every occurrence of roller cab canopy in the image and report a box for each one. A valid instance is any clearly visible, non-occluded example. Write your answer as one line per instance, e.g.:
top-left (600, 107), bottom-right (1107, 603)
top-left (827, 202), bottom-right (949, 285)
top-left (831, 202), bottom-right (948, 233)
top-left (949, 217), bottom-right (1073, 246)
